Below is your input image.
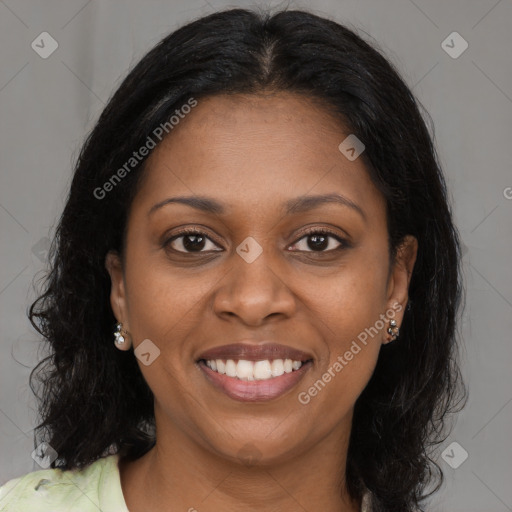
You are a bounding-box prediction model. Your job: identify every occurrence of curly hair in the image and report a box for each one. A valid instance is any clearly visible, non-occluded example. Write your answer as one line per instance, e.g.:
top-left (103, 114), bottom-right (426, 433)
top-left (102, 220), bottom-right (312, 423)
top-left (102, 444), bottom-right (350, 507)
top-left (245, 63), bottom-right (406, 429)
top-left (28, 7), bottom-right (467, 512)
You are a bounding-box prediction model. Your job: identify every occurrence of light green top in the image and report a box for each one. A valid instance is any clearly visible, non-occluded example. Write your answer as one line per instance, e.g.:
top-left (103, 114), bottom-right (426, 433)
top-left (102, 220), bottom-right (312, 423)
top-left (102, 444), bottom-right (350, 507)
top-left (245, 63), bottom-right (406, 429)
top-left (0, 453), bottom-right (129, 512)
top-left (0, 453), bottom-right (373, 511)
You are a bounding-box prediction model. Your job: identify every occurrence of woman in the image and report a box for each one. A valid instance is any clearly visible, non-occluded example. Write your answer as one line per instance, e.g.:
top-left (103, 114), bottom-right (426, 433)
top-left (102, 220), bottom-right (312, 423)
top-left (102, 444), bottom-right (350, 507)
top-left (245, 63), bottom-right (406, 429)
top-left (0, 7), bottom-right (466, 512)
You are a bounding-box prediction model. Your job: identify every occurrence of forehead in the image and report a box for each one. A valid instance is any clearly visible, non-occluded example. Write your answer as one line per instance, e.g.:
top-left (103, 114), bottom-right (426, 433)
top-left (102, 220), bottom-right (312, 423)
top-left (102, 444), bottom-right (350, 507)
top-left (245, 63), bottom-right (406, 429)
top-left (132, 92), bottom-right (385, 219)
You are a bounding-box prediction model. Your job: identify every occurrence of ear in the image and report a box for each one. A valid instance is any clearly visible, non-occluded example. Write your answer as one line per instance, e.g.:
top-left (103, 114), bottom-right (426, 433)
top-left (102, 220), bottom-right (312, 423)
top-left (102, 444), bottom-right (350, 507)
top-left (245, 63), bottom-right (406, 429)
top-left (105, 250), bottom-right (129, 333)
top-left (384, 235), bottom-right (418, 342)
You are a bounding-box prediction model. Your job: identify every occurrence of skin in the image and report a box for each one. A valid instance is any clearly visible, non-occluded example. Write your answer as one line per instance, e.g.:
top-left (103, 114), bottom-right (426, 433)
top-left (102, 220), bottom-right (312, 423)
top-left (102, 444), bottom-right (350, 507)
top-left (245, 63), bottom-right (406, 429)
top-left (106, 91), bottom-right (417, 512)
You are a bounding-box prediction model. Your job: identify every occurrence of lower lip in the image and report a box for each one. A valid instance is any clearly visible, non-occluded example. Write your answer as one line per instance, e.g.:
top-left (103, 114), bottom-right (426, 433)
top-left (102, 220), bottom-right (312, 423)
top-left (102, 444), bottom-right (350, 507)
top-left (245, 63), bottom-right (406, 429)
top-left (198, 360), bottom-right (313, 402)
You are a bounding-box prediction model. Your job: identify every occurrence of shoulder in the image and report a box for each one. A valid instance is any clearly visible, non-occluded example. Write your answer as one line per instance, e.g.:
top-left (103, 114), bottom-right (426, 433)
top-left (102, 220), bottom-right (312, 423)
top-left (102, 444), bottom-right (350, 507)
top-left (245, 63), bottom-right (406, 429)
top-left (0, 453), bottom-right (124, 512)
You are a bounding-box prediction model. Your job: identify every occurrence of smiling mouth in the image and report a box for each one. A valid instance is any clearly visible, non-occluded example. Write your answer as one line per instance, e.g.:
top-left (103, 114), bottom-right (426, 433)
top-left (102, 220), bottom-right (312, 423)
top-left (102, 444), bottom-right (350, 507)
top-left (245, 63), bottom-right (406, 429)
top-left (195, 342), bottom-right (314, 401)
top-left (198, 357), bottom-right (312, 381)
top-left (197, 357), bottom-right (314, 402)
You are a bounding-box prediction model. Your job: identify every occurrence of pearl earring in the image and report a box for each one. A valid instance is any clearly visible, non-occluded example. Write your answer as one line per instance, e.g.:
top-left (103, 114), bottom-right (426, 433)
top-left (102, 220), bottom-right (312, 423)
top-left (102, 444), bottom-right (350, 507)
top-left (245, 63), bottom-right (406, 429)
top-left (114, 322), bottom-right (131, 349)
top-left (386, 319), bottom-right (400, 342)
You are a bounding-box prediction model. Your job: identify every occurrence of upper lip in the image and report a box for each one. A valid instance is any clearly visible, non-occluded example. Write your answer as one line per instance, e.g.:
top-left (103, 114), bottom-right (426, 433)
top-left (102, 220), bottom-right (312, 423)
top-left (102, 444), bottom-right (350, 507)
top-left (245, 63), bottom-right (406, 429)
top-left (197, 343), bottom-right (314, 362)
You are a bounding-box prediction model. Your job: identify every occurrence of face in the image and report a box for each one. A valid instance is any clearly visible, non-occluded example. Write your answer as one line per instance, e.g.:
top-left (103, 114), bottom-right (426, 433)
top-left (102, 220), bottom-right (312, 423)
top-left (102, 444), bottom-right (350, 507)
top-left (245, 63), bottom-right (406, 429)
top-left (106, 92), bottom-right (417, 465)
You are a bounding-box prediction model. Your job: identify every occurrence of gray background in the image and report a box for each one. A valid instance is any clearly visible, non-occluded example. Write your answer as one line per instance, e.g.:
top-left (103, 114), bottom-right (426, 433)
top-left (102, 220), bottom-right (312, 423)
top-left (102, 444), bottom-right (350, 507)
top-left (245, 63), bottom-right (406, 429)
top-left (0, 0), bottom-right (511, 510)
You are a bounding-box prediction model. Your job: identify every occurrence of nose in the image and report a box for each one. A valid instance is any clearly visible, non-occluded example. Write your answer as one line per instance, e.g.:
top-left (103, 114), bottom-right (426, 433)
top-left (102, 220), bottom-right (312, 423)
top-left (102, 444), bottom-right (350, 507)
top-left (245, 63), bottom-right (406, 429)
top-left (212, 246), bottom-right (297, 327)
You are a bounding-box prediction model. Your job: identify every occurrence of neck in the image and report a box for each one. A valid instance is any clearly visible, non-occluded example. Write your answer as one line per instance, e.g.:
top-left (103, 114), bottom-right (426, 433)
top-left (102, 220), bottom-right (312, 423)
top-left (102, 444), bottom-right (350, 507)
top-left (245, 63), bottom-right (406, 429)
top-left (120, 414), bottom-right (360, 512)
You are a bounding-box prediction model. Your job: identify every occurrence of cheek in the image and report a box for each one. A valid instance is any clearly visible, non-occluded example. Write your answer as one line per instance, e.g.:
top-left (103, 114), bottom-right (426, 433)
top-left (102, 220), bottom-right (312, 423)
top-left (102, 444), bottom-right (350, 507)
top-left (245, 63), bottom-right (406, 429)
top-left (298, 281), bottom-right (384, 418)
top-left (123, 245), bottom-right (215, 342)
top-left (306, 255), bottom-right (389, 338)
top-left (302, 254), bottom-right (388, 390)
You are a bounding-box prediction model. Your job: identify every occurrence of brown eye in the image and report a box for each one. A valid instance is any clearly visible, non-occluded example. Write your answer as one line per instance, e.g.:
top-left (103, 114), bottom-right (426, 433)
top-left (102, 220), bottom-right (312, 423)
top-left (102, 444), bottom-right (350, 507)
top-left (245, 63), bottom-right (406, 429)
top-left (166, 230), bottom-right (222, 253)
top-left (290, 230), bottom-right (347, 252)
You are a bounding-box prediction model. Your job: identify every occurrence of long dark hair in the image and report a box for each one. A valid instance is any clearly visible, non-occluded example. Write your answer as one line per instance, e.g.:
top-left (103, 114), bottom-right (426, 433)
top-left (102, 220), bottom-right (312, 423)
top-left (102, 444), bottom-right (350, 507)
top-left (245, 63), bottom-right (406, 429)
top-left (28, 7), bottom-right (466, 511)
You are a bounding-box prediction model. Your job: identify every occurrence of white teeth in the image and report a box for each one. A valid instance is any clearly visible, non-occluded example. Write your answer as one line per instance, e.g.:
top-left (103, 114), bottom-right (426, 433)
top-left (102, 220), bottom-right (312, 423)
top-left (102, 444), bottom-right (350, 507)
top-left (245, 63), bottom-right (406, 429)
top-left (225, 359), bottom-right (237, 377)
top-left (253, 360), bottom-right (272, 380)
top-left (271, 359), bottom-right (284, 376)
top-left (205, 358), bottom-right (305, 380)
top-left (216, 359), bottom-right (225, 374)
top-left (236, 360), bottom-right (255, 380)
top-left (292, 360), bottom-right (301, 371)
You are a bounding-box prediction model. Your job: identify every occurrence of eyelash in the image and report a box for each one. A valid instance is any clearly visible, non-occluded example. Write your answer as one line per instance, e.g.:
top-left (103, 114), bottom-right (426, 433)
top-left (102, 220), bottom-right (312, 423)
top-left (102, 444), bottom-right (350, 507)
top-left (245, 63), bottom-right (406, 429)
top-left (164, 227), bottom-right (349, 255)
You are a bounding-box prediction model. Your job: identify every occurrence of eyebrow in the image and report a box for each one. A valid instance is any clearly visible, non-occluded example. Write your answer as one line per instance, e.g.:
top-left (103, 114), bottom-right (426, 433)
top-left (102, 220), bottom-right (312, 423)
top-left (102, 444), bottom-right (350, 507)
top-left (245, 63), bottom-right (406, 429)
top-left (148, 193), bottom-right (366, 220)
